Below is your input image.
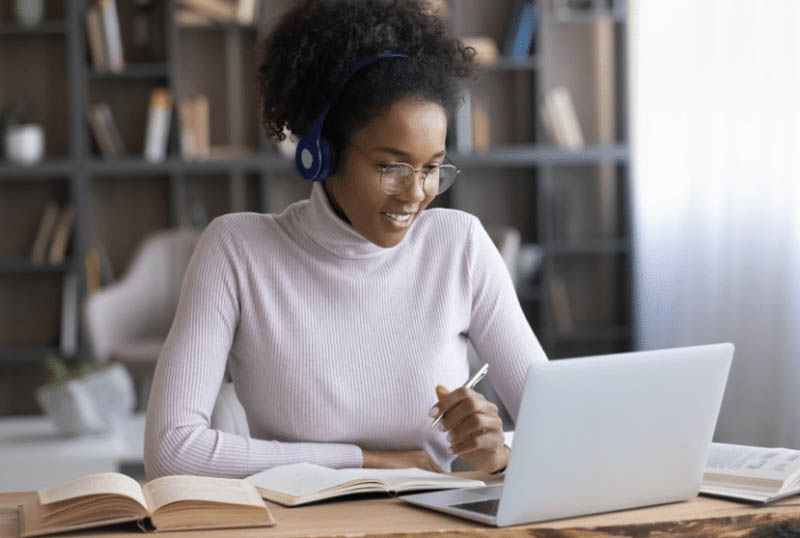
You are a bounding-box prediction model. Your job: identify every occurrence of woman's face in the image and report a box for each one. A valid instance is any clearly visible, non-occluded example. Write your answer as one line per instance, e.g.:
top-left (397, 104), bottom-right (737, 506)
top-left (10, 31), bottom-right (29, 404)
top-left (325, 98), bottom-right (448, 248)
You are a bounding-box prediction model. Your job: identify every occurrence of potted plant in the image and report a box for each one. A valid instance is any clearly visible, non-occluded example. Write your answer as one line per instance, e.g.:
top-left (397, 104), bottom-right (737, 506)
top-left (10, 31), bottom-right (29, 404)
top-left (36, 357), bottom-right (137, 436)
top-left (2, 103), bottom-right (45, 165)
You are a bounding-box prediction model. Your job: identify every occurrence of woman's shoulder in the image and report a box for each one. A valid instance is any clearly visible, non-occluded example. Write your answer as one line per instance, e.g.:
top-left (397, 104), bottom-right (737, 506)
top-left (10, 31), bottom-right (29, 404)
top-left (203, 200), bottom-right (307, 245)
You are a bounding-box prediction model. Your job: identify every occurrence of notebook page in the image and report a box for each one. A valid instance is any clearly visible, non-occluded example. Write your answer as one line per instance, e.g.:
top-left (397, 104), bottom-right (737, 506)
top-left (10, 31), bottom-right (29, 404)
top-left (247, 463), bottom-right (355, 497)
top-left (38, 472), bottom-right (147, 510)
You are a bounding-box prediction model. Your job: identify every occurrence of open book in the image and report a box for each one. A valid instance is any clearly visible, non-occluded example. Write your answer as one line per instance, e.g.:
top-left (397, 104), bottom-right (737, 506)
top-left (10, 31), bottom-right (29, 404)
top-left (20, 472), bottom-right (275, 537)
top-left (246, 463), bottom-right (486, 506)
top-left (700, 442), bottom-right (800, 502)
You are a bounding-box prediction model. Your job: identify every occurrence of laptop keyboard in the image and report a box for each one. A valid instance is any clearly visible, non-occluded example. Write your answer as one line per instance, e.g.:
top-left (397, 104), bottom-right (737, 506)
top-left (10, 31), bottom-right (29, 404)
top-left (450, 498), bottom-right (500, 516)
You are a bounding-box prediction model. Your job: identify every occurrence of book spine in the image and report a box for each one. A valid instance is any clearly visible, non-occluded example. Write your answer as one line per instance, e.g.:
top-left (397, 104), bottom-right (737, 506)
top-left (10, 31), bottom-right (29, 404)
top-left (100, 0), bottom-right (125, 73)
top-left (454, 88), bottom-right (473, 154)
top-left (88, 105), bottom-right (116, 157)
top-left (144, 88), bottom-right (172, 162)
top-left (48, 205), bottom-right (75, 265)
top-left (30, 202), bottom-right (61, 264)
top-left (85, 6), bottom-right (107, 73)
top-left (98, 104), bottom-right (126, 156)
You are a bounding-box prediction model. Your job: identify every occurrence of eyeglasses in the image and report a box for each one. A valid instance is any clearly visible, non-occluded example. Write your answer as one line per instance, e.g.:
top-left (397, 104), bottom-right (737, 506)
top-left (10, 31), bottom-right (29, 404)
top-left (347, 142), bottom-right (460, 196)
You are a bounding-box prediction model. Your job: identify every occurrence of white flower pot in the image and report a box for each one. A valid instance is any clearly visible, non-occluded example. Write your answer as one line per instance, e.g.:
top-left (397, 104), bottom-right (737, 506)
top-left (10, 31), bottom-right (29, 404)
top-left (5, 124), bottom-right (45, 165)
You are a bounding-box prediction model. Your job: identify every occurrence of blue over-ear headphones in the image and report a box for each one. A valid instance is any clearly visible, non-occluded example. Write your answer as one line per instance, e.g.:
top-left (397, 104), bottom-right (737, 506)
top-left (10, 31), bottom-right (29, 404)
top-left (295, 50), bottom-right (408, 182)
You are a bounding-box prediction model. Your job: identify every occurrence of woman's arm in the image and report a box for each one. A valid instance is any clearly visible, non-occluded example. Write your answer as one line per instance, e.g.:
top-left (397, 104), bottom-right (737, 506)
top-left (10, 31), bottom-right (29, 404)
top-left (431, 218), bottom-right (548, 473)
top-left (143, 218), bottom-right (362, 480)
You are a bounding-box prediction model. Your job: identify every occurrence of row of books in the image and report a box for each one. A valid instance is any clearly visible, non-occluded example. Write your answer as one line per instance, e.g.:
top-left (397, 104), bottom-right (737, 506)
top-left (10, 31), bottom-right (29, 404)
top-left (88, 88), bottom-right (173, 161)
top-left (453, 85), bottom-right (585, 153)
top-left (30, 202), bottom-right (75, 265)
top-left (88, 90), bottom-right (216, 161)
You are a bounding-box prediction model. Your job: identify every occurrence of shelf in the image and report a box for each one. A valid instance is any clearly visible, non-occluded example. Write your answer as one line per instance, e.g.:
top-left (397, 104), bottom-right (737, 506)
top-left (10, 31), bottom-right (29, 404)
top-left (88, 155), bottom-right (294, 175)
top-left (0, 160), bottom-right (72, 180)
top-left (0, 346), bottom-right (63, 363)
top-left (0, 258), bottom-right (71, 274)
top-left (451, 144), bottom-right (629, 167)
top-left (0, 22), bottom-right (67, 36)
top-left (549, 239), bottom-right (631, 256)
top-left (553, 325), bottom-right (631, 343)
top-left (88, 63), bottom-right (170, 79)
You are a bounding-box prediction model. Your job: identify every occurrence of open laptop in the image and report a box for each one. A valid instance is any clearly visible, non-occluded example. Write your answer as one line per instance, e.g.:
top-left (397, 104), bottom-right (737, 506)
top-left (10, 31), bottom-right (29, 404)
top-left (401, 343), bottom-right (734, 526)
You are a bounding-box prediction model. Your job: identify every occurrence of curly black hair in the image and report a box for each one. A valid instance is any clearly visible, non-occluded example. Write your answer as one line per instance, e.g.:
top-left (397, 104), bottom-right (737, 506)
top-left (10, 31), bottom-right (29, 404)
top-left (256, 0), bottom-right (478, 156)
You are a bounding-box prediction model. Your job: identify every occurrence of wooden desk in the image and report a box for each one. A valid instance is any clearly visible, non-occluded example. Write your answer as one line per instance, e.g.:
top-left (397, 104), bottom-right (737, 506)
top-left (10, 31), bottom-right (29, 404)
top-left (2, 478), bottom-right (800, 538)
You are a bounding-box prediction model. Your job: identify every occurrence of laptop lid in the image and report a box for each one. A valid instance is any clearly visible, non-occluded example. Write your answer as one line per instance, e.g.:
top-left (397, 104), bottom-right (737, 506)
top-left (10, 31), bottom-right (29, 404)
top-left (495, 343), bottom-right (733, 526)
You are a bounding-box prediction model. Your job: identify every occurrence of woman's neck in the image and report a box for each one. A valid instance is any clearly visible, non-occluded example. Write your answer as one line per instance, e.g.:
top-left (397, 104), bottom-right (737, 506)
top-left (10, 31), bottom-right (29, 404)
top-left (322, 180), bottom-right (351, 224)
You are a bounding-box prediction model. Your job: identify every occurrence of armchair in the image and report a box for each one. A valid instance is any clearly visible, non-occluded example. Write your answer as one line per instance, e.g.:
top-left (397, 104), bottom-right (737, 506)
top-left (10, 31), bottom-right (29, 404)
top-left (83, 229), bottom-right (202, 409)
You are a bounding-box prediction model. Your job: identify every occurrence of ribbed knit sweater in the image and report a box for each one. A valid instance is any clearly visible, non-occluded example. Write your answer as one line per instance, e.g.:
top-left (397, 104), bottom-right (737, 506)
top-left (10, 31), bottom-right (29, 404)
top-left (144, 182), bottom-right (547, 479)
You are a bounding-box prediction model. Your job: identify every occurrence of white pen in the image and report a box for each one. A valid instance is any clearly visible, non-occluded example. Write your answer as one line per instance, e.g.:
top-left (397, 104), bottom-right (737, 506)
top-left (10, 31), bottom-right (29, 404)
top-left (431, 363), bottom-right (489, 429)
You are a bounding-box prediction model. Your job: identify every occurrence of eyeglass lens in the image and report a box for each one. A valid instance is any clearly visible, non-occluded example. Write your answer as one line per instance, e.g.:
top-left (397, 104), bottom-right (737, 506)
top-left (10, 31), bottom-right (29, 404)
top-left (380, 164), bottom-right (458, 195)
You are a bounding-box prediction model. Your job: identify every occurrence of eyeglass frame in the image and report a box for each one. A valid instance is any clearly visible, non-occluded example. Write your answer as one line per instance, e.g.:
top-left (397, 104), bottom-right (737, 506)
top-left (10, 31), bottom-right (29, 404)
top-left (345, 141), bottom-right (460, 196)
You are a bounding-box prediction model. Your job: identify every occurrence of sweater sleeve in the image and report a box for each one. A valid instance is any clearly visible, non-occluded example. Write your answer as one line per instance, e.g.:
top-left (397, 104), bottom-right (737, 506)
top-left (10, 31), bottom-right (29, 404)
top-left (466, 218), bottom-right (549, 422)
top-left (144, 218), bottom-right (363, 480)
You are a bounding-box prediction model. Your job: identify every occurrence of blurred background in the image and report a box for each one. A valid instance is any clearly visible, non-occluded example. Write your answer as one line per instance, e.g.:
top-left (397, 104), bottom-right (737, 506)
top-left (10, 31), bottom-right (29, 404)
top-left (0, 0), bottom-right (797, 490)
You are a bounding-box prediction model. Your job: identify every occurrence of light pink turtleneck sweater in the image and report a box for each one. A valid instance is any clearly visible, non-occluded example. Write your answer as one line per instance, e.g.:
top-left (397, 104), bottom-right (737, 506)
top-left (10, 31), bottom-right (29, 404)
top-left (144, 182), bottom-right (547, 479)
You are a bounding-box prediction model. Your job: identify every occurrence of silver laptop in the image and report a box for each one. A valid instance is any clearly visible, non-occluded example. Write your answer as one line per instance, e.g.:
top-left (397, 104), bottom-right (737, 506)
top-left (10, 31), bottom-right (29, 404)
top-left (401, 343), bottom-right (734, 526)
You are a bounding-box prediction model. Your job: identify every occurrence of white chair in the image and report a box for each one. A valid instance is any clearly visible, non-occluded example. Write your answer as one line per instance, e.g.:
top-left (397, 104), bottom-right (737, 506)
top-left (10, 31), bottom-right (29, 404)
top-left (84, 229), bottom-right (202, 409)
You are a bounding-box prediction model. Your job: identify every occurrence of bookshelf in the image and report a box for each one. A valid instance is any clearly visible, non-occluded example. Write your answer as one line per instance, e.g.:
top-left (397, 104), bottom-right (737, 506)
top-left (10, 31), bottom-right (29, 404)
top-left (0, 0), bottom-right (632, 413)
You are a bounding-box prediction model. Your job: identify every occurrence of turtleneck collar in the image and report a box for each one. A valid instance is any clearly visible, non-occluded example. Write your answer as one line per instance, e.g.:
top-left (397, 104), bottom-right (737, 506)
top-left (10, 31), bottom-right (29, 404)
top-left (298, 182), bottom-right (391, 259)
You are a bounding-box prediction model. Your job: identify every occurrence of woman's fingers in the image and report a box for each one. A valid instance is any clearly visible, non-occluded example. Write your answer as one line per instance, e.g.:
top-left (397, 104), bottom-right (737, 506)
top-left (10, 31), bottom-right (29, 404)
top-left (437, 394), bottom-right (498, 432)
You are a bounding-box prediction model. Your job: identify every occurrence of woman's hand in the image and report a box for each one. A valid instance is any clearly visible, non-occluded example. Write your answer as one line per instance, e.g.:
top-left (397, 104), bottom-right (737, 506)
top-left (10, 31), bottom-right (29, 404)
top-left (362, 449), bottom-right (444, 473)
top-left (430, 385), bottom-right (510, 473)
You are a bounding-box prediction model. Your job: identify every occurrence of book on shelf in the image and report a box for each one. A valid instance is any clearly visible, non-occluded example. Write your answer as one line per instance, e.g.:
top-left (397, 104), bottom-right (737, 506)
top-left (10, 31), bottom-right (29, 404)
top-left (454, 88), bottom-right (473, 154)
top-left (144, 88), bottom-right (173, 162)
top-left (472, 96), bottom-right (491, 152)
top-left (85, 5), bottom-right (108, 72)
top-left (47, 205), bottom-right (75, 265)
top-left (179, 94), bottom-right (210, 160)
top-left (30, 202), bottom-right (60, 264)
top-left (503, 0), bottom-right (537, 61)
top-left (541, 86), bottom-right (584, 148)
top-left (177, 0), bottom-right (261, 25)
top-left (98, 0), bottom-right (125, 73)
top-left (88, 103), bottom-right (125, 157)
top-left (246, 462), bottom-right (486, 507)
top-left (19, 472), bottom-right (274, 537)
top-left (700, 442), bottom-right (800, 503)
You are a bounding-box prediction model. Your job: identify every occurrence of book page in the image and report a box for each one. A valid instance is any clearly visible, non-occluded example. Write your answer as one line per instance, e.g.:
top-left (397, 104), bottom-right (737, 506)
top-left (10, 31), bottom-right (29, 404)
top-left (142, 475), bottom-right (264, 512)
top-left (37, 472), bottom-right (147, 511)
top-left (247, 463), bottom-right (484, 498)
top-left (706, 443), bottom-right (800, 481)
top-left (247, 463), bottom-right (356, 497)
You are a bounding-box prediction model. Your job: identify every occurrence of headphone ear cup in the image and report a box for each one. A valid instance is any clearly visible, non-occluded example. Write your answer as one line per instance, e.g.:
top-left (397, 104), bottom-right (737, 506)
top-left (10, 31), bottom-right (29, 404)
top-left (317, 139), bottom-right (334, 181)
top-left (295, 136), bottom-right (322, 181)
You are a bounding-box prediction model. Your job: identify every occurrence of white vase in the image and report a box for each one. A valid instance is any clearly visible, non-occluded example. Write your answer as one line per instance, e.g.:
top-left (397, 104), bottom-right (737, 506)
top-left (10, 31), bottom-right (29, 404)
top-left (5, 124), bottom-right (45, 165)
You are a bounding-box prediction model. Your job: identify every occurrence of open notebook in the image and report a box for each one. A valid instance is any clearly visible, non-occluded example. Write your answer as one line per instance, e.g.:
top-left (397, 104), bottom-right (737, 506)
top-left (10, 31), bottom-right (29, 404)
top-left (246, 463), bottom-right (486, 506)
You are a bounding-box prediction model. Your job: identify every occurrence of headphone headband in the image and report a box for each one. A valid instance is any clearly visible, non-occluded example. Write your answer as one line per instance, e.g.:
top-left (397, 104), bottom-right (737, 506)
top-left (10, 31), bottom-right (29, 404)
top-left (295, 50), bottom-right (409, 182)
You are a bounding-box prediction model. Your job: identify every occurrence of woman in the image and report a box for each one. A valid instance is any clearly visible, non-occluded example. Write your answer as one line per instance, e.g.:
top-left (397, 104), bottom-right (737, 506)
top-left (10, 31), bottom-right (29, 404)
top-left (144, 0), bottom-right (547, 480)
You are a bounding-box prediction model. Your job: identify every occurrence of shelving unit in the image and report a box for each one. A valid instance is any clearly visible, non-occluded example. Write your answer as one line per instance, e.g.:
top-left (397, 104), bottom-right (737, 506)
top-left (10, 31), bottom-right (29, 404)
top-left (0, 0), bottom-right (632, 414)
